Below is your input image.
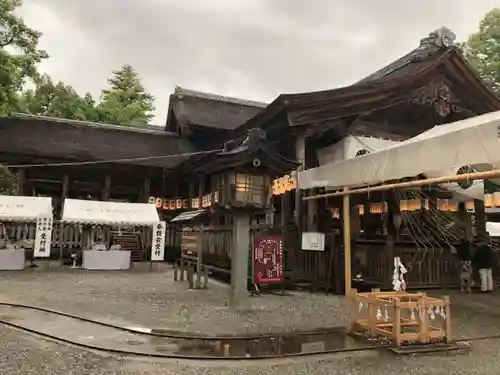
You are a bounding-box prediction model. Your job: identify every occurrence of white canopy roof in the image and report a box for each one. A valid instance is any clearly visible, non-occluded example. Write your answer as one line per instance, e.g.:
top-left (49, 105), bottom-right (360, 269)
top-left (486, 222), bottom-right (500, 237)
top-left (62, 199), bottom-right (160, 226)
top-left (298, 110), bottom-right (500, 191)
top-left (0, 195), bottom-right (53, 221)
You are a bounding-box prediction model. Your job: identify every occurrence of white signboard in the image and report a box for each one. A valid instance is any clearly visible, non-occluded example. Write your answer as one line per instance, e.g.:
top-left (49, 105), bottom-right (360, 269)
top-left (301, 232), bottom-right (325, 251)
top-left (151, 221), bottom-right (166, 261)
top-left (34, 216), bottom-right (53, 258)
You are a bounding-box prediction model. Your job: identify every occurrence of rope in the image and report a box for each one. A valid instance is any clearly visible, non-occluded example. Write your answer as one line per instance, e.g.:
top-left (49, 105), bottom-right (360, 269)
top-left (1, 149), bottom-right (223, 169)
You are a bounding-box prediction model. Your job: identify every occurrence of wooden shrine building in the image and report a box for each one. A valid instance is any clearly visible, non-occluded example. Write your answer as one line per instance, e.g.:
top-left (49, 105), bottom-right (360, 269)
top-left (1, 27), bottom-right (500, 290)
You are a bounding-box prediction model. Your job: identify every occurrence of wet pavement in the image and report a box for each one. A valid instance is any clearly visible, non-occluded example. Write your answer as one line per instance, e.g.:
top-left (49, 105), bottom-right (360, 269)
top-left (0, 305), bottom-right (380, 359)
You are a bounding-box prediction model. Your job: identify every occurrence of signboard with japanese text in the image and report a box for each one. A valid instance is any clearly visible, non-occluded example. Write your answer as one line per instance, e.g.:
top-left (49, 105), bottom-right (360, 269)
top-left (151, 221), bottom-right (166, 261)
top-left (34, 216), bottom-right (53, 258)
top-left (301, 232), bottom-right (325, 251)
top-left (253, 235), bottom-right (284, 285)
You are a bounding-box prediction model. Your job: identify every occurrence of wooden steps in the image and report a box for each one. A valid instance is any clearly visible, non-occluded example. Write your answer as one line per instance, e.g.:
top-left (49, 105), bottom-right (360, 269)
top-left (113, 231), bottom-right (143, 262)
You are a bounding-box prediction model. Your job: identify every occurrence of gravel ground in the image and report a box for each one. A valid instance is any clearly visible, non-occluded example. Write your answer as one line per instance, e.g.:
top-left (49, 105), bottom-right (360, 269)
top-left (1, 323), bottom-right (500, 375)
top-left (2, 269), bottom-right (500, 374)
top-left (0, 268), bottom-right (350, 335)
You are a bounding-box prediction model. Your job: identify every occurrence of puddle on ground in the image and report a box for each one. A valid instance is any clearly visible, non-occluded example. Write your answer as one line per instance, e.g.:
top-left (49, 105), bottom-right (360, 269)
top-left (145, 331), bottom-right (376, 357)
top-left (0, 304), bottom-right (379, 358)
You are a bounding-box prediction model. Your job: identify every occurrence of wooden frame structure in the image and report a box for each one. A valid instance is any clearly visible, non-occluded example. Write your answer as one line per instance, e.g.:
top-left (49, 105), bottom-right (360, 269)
top-left (350, 290), bottom-right (451, 347)
top-left (307, 168), bottom-right (500, 295)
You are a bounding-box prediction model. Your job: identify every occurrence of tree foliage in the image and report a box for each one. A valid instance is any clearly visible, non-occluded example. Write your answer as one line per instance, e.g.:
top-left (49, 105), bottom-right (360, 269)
top-left (462, 8), bottom-right (500, 93)
top-left (0, 0), bottom-right (48, 115)
top-left (97, 65), bottom-right (155, 126)
top-left (0, 3), bottom-right (156, 193)
top-left (0, 166), bottom-right (17, 195)
top-left (20, 74), bottom-right (99, 121)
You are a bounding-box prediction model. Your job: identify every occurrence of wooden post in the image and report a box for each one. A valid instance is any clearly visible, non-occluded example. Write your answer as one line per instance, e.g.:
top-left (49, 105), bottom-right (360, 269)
top-left (474, 199), bottom-right (486, 236)
top-left (444, 295), bottom-right (451, 343)
top-left (180, 258), bottom-right (185, 281)
top-left (187, 264), bottom-right (194, 289)
top-left (343, 187), bottom-right (351, 296)
top-left (368, 297), bottom-right (376, 337)
top-left (62, 174), bottom-right (69, 199)
top-left (392, 297), bottom-right (401, 346)
top-left (347, 289), bottom-right (357, 332)
top-left (59, 221), bottom-right (64, 267)
top-left (196, 227), bottom-right (203, 289)
top-left (101, 174), bottom-right (111, 201)
top-left (419, 296), bottom-right (429, 344)
top-left (141, 178), bottom-right (151, 203)
top-left (230, 213), bottom-right (251, 309)
top-left (16, 169), bottom-right (25, 196)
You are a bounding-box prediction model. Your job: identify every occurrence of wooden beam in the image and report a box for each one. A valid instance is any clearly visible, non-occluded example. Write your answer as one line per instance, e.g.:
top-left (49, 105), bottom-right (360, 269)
top-left (303, 169), bottom-right (500, 200)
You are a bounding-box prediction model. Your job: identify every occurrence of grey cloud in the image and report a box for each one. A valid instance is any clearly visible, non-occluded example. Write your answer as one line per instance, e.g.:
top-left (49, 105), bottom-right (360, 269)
top-left (18, 0), bottom-right (500, 124)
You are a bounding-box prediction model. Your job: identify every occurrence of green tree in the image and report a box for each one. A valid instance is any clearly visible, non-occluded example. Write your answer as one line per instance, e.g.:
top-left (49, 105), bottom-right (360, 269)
top-left (462, 8), bottom-right (500, 93)
top-left (0, 166), bottom-right (17, 195)
top-left (20, 74), bottom-right (99, 121)
top-left (97, 64), bottom-right (155, 125)
top-left (0, 0), bottom-right (48, 115)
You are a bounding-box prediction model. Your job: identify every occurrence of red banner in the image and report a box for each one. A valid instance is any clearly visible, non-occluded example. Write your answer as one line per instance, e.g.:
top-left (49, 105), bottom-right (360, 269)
top-left (253, 236), bottom-right (284, 285)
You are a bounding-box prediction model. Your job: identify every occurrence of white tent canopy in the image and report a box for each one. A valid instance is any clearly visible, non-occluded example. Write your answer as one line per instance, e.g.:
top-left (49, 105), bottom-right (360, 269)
top-left (0, 195), bottom-right (53, 221)
top-left (61, 199), bottom-right (160, 226)
top-left (486, 222), bottom-right (500, 237)
top-left (298, 110), bottom-right (500, 191)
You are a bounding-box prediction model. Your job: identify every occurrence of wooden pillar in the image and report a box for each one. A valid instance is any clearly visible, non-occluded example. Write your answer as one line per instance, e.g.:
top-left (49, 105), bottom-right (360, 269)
top-left (62, 174), bottom-right (69, 199)
top-left (16, 169), bottom-right (25, 196)
top-left (343, 187), bottom-right (351, 295)
top-left (140, 178), bottom-right (151, 203)
top-left (295, 136), bottom-right (305, 231)
top-left (474, 199), bottom-right (486, 236)
top-left (385, 191), bottom-right (399, 280)
top-left (230, 212), bottom-right (251, 309)
top-left (188, 180), bottom-right (195, 209)
top-left (101, 174), bottom-right (111, 201)
top-left (199, 175), bottom-right (205, 199)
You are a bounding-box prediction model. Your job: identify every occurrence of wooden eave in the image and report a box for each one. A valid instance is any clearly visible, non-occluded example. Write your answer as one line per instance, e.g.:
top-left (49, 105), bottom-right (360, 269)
top-left (188, 142), bottom-right (300, 176)
top-left (233, 47), bottom-right (500, 136)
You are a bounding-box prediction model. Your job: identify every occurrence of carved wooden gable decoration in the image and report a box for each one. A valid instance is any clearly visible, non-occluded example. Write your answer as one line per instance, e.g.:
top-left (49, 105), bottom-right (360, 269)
top-left (409, 79), bottom-right (473, 118)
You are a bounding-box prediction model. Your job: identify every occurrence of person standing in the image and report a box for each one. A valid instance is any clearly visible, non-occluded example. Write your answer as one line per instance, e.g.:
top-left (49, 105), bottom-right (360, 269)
top-left (473, 234), bottom-right (494, 292)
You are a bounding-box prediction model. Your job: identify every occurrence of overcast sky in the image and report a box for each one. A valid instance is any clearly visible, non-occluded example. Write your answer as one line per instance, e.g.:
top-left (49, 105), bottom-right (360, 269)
top-left (18, 0), bottom-right (498, 125)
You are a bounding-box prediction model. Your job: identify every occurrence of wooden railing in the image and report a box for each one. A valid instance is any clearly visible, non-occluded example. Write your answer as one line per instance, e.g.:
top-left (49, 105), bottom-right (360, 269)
top-left (1, 223), bottom-right (152, 253)
top-left (354, 242), bottom-right (460, 288)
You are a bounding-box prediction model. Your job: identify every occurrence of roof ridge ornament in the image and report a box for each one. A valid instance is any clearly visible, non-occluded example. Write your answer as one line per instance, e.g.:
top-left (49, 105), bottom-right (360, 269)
top-left (418, 27), bottom-right (456, 50)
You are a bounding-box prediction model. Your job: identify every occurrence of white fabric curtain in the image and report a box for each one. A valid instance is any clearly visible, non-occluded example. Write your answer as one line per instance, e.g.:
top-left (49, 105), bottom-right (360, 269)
top-left (0, 195), bottom-right (53, 221)
top-left (61, 198), bottom-right (160, 226)
top-left (298, 111), bottom-right (500, 194)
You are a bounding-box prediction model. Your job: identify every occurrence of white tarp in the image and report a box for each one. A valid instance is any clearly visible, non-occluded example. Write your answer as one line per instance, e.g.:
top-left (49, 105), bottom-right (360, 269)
top-left (62, 199), bottom-right (160, 226)
top-left (317, 136), bottom-right (397, 165)
top-left (0, 195), bottom-right (53, 222)
top-left (486, 222), bottom-right (500, 237)
top-left (298, 110), bottom-right (500, 192)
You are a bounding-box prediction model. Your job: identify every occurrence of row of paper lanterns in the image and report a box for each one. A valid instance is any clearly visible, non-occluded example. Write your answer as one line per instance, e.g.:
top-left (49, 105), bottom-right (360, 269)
top-left (330, 195), bottom-right (500, 218)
